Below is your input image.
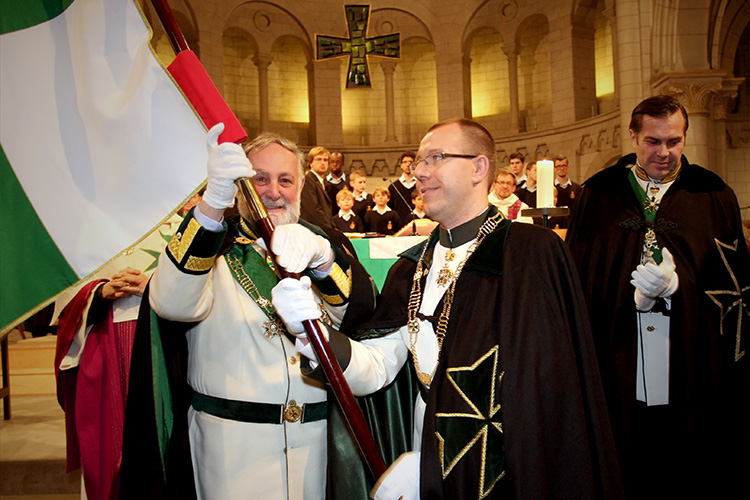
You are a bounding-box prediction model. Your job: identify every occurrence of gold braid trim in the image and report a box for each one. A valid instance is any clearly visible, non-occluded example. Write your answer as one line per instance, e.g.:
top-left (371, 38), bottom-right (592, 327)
top-left (317, 292), bottom-right (345, 305)
top-left (327, 263), bottom-right (352, 299)
top-left (185, 255), bottom-right (215, 272)
top-left (167, 218), bottom-right (202, 264)
top-left (633, 160), bottom-right (682, 183)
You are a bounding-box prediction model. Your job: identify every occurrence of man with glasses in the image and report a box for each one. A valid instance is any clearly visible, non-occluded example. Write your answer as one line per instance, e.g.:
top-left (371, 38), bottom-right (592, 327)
top-left (552, 155), bottom-right (581, 212)
top-left (388, 151), bottom-right (418, 225)
top-left (273, 118), bottom-right (623, 499)
top-left (488, 168), bottom-right (533, 223)
top-left (567, 95), bottom-right (749, 498)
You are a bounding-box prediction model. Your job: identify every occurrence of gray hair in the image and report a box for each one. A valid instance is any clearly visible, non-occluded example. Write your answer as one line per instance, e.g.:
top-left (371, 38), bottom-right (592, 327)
top-left (243, 133), bottom-right (305, 179)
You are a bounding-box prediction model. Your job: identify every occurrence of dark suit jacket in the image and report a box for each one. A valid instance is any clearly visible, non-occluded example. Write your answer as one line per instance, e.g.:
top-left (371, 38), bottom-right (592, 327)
top-left (301, 171), bottom-right (333, 229)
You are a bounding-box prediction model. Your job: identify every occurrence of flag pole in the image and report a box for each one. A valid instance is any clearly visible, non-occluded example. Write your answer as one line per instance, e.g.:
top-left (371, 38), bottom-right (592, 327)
top-left (148, 0), bottom-right (388, 481)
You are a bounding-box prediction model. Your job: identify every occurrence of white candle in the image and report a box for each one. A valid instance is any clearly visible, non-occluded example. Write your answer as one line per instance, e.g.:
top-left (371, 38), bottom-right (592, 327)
top-left (536, 160), bottom-right (554, 208)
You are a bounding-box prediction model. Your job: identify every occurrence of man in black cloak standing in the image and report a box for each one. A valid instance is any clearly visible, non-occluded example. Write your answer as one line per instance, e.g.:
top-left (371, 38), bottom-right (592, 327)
top-left (273, 118), bottom-right (624, 500)
top-left (566, 95), bottom-right (750, 498)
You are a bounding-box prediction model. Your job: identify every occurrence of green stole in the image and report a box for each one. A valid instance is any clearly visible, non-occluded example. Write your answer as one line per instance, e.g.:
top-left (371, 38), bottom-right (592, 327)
top-left (627, 170), bottom-right (664, 265)
top-left (224, 241), bottom-right (293, 342)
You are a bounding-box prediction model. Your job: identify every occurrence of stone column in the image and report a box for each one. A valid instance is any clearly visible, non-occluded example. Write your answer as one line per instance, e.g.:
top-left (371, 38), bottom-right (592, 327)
top-left (708, 78), bottom-right (743, 180)
top-left (503, 43), bottom-right (520, 133)
top-left (253, 54), bottom-right (273, 133)
top-left (308, 59), bottom-right (344, 146)
top-left (435, 43), bottom-right (471, 119)
top-left (381, 61), bottom-right (398, 143)
top-left (614, 0), bottom-right (646, 153)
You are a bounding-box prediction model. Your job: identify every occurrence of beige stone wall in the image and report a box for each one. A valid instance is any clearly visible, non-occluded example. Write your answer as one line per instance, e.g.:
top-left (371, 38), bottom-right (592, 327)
top-left (139, 0), bottom-right (749, 197)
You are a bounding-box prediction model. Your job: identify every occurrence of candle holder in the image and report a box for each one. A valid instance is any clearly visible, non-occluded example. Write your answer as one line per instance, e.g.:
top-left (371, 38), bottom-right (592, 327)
top-left (521, 206), bottom-right (570, 229)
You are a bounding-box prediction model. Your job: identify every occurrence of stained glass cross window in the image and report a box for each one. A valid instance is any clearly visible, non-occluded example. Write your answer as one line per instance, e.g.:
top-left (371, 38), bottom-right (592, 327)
top-left (316, 5), bottom-right (400, 88)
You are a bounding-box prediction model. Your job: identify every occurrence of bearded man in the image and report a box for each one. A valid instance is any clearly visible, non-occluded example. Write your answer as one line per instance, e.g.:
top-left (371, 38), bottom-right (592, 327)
top-left (122, 124), bottom-right (375, 500)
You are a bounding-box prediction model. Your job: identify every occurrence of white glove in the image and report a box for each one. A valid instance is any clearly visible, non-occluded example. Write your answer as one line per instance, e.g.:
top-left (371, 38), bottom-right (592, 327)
top-left (634, 289), bottom-right (657, 312)
top-left (630, 247), bottom-right (679, 299)
top-left (202, 123), bottom-right (255, 210)
top-left (271, 276), bottom-right (321, 336)
top-left (261, 224), bottom-right (333, 274)
top-left (371, 451), bottom-right (420, 500)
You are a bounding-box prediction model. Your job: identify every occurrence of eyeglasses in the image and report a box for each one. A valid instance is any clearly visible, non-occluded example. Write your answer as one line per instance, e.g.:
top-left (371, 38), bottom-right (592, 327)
top-left (410, 152), bottom-right (478, 173)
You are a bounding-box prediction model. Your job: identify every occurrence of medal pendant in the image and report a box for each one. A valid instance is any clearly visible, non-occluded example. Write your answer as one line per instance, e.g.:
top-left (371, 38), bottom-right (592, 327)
top-left (264, 320), bottom-right (282, 339)
top-left (436, 267), bottom-right (453, 287)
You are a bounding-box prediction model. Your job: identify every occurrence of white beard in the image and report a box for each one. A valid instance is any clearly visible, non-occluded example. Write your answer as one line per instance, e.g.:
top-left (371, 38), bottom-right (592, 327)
top-left (237, 194), bottom-right (300, 227)
top-left (262, 194), bottom-right (300, 226)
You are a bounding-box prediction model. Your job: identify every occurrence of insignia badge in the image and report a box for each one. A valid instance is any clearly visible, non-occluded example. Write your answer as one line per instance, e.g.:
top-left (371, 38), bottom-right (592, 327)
top-left (436, 346), bottom-right (505, 498)
top-left (283, 400), bottom-right (303, 422)
top-left (387, 221), bottom-right (393, 230)
top-left (705, 239), bottom-right (748, 361)
top-left (350, 221), bottom-right (356, 229)
top-left (235, 236), bottom-right (253, 245)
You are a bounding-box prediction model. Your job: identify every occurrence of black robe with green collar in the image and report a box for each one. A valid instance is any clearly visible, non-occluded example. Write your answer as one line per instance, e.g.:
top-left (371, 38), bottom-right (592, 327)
top-left (566, 154), bottom-right (750, 497)
top-left (333, 206), bottom-right (624, 499)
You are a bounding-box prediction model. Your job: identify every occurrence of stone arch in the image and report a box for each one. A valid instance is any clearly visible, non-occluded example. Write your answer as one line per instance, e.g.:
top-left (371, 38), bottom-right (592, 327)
top-left (711, 1), bottom-right (750, 71)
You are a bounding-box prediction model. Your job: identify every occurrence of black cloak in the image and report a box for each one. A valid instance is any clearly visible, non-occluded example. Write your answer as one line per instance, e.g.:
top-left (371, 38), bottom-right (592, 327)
top-left (566, 154), bottom-right (750, 497)
top-left (335, 208), bottom-right (624, 499)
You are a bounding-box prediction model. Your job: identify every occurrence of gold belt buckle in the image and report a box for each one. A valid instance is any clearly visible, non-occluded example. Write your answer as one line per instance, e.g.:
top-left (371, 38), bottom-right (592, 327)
top-left (283, 400), bottom-right (303, 423)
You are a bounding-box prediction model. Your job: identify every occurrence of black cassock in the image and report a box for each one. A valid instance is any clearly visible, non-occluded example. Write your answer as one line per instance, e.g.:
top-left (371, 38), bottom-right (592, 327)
top-left (567, 154), bottom-right (750, 498)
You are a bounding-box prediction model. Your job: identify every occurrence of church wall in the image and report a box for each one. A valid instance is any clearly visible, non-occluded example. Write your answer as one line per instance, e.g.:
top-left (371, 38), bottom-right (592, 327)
top-left (138, 0), bottom-right (748, 199)
top-left (393, 37), bottom-right (439, 145)
top-left (469, 29), bottom-right (510, 138)
top-left (222, 29), bottom-right (259, 137)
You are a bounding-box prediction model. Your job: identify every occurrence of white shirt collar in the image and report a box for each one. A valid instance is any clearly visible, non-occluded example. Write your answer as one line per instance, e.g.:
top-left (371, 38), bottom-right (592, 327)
top-left (398, 174), bottom-right (417, 189)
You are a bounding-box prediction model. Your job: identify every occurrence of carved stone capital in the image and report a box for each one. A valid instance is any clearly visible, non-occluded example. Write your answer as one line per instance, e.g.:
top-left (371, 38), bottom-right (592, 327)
top-left (502, 42), bottom-right (518, 59)
top-left (252, 54), bottom-right (273, 70)
top-left (380, 60), bottom-right (397, 74)
top-left (652, 70), bottom-right (736, 117)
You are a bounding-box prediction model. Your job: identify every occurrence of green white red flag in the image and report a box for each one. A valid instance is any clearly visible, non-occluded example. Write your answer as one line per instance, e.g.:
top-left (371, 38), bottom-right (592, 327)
top-left (0, 0), bottom-right (209, 334)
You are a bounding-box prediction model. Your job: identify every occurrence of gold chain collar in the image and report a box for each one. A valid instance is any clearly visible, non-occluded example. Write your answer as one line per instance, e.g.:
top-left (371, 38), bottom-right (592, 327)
top-left (407, 213), bottom-right (502, 387)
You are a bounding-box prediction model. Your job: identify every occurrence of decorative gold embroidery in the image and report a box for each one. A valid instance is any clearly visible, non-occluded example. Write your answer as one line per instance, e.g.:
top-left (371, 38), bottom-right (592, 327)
top-left (319, 306), bottom-right (333, 326)
top-left (327, 264), bottom-right (352, 299)
top-left (318, 292), bottom-right (344, 305)
top-left (167, 218), bottom-right (202, 264)
top-left (705, 238), bottom-right (748, 361)
top-left (185, 255), bottom-right (215, 272)
top-left (435, 346), bottom-right (505, 499)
